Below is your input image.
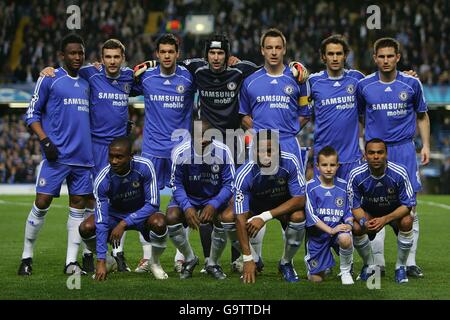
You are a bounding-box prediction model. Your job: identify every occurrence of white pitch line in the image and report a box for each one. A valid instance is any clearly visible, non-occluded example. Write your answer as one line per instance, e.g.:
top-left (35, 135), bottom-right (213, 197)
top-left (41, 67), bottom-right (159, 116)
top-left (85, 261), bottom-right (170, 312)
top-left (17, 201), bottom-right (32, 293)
top-left (417, 200), bottom-right (450, 211)
top-left (0, 200), bottom-right (66, 209)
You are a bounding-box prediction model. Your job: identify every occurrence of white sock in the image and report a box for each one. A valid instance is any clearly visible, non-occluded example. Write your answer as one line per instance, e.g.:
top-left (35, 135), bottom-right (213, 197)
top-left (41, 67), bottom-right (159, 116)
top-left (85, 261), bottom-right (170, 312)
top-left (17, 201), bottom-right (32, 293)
top-left (168, 223), bottom-right (195, 262)
top-left (371, 226), bottom-right (385, 267)
top-left (250, 223), bottom-right (266, 260)
top-left (396, 229), bottom-right (413, 269)
top-left (139, 233), bottom-right (152, 260)
top-left (174, 226), bottom-right (189, 262)
top-left (82, 208), bottom-right (94, 255)
top-left (22, 203), bottom-right (48, 259)
top-left (66, 207), bottom-right (84, 265)
top-left (208, 226), bottom-right (227, 266)
top-left (149, 228), bottom-right (168, 265)
top-left (407, 213), bottom-right (419, 266)
top-left (112, 231), bottom-right (127, 256)
top-left (222, 222), bottom-right (241, 253)
top-left (280, 221), bottom-right (305, 264)
top-left (339, 246), bottom-right (353, 274)
top-left (353, 234), bottom-right (375, 266)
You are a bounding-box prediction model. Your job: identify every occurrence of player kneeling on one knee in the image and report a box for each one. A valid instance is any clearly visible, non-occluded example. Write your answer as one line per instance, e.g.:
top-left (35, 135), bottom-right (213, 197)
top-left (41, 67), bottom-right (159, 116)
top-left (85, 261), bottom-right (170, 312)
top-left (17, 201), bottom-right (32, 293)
top-left (79, 137), bottom-right (168, 281)
top-left (304, 146), bottom-right (354, 285)
top-left (233, 130), bottom-right (307, 284)
top-left (348, 139), bottom-right (415, 284)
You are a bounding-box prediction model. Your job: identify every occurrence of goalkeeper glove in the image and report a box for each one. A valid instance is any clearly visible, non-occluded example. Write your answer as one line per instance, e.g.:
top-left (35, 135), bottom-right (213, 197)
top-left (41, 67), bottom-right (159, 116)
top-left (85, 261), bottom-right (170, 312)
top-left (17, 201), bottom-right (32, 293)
top-left (40, 137), bottom-right (58, 161)
top-left (289, 61), bottom-right (309, 84)
top-left (126, 120), bottom-right (134, 136)
top-left (133, 60), bottom-right (157, 79)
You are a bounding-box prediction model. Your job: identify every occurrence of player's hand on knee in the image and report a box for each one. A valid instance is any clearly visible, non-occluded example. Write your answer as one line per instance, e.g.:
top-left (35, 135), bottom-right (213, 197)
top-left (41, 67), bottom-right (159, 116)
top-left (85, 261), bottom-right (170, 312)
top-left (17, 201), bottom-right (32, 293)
top-left (110, 221), bottom-right (127, 248)
top-left (40, 67), bottom-right (55, 77)
top-left (95, 260), bottom-right (107, 281)
top-left (199, 205), bottom-right (215, 223)
top-left (289, 61), bottom-right (309, 83)
top-left (40, 137), bottom-right (59, 161)
top-left (246, 217), bottom-right (265, 238)
top-left (367, 217), bottom-right (386, 233)
top-left (185, 208), bottom-right (201, 230)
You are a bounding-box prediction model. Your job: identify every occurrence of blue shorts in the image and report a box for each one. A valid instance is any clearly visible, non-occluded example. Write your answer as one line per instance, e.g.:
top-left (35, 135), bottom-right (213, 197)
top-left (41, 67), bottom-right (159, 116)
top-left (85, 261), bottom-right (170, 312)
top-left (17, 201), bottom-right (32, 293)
top-left (92, 141), bottom-right (109, 178)
top-left (107, 213), bottom-right (150, 241)
top-left (387, 141), bottom-right (421, 192)
top-left (168, 197), bottom-right (228, 213)
top-left (141, 153), bottom-right (172, 190)
top-left (313, 159), bottom-right (362, 181)
top-left (36, 160), bottom-right (93, 197)
top-left (304, 227), bottom-right (351, 275)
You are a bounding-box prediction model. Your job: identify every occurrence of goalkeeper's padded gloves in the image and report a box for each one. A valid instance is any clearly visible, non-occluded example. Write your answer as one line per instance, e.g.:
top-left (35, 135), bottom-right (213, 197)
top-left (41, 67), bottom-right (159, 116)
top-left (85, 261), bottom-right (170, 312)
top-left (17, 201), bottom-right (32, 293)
top-left (289, 61), bottom-right (309, 84)
top-left (133, 60), bottom-right (157, 79)
top-left (126, 120), bottom-right (134, 136)
top-left (40, 137), bottom-right (58, 161)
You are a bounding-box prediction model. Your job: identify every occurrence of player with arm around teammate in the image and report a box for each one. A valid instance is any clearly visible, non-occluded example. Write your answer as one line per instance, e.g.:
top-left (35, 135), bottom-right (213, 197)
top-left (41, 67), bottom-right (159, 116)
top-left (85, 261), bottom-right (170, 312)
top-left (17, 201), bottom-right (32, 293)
top-left (304, 146), bottom-right (354, 285)
top-left (78, 137), bottom-right (168, 281)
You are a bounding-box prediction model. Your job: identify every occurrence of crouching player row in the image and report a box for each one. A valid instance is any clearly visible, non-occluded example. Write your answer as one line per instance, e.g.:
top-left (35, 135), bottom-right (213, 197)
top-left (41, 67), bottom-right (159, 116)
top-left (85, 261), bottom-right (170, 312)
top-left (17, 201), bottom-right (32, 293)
top-left (79, 137), bottom-right (168, 281)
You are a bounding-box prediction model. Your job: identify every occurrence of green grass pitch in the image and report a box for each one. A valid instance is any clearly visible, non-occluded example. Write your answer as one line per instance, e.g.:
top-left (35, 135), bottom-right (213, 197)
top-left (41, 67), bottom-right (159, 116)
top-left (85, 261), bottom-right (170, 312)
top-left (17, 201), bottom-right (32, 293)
top-left (0, 194), bottom-right (449, 300)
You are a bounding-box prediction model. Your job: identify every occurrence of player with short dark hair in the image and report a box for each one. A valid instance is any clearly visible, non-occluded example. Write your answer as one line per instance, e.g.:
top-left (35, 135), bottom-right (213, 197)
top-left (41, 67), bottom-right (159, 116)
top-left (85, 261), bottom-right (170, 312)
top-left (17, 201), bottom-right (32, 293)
top-left (356, 37), bottom-right (430, 278)
top-left (305, 146), bottom-right (354, 285)
top-left (223, 130), bottom-right (307, 283)
top-left (167, 119), bottom-right (235, 280)
top-left (79, 137), bottom-right (167, 281)
top-left (19, 34), bottom-right (93, 276)
top-left (348, 139), bottom-right (416, 284)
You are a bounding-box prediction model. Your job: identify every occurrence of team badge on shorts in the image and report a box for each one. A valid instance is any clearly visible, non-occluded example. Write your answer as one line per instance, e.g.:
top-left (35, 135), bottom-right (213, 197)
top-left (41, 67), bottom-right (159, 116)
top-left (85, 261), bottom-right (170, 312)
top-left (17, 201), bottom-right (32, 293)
top-left (211, 164), bottom-right (220, 173)
top-left (235, 191), bottom-right (244, 203)
top-left (399, 91), bottom-right (408, 101)
top-left (227, 81), bottom-right (237, 91)
top-left (335, 197), bottom-right (344, 207)
top-left (346, 84), bottom-right (355, 94)
top-left (284, 85), bottom-right (294, 95)
top-left (132, 181), bottom-right (140, 188)
top-left (310, 259), bottom-right (318, 268)
top-left (176, 84), bottom-right (185, 94)
top-left (38, 178), bottom-right (46, 187)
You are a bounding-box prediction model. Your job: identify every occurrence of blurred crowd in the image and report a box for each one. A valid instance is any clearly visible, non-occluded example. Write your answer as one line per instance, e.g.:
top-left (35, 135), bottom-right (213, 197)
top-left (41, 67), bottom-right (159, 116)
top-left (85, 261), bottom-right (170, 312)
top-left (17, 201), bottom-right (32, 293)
top-left (0, 0), bottom-right (449, 84)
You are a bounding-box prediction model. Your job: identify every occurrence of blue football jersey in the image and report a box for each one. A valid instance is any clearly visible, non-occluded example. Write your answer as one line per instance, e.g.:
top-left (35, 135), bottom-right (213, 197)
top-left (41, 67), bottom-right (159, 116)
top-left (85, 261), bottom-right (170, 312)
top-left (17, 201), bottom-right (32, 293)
top-left (234, 151), bottom-right (306, 215)
top-left (305, 177), bottom-right (352, 229)
top-left (170, 139), bottom-right (235, 211)
top-left (356, 71), bottom-right (428, 144)
top-left (239, 66), bottom-right (310, 139)
top-left (79, 65), bottom-right (135, 144)
top-left (134, 65), bottom-right (196, 158)
top-left (308, 69), bottom-right (364, 163)
top-left (93, 156), bottom-right (159, 259)
top-left (347, 161), bottom-right (416, 217)
top-left (26, 68), bottom-right (93, 167)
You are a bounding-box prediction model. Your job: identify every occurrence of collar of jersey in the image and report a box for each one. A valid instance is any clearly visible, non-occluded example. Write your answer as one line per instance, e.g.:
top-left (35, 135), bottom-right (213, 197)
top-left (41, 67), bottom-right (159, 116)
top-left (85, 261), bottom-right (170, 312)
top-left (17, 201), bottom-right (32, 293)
top-left (326, 69), bottom-right (345, 80)
top-left (61, 67), bottom-right (79, 80)
top-left (264, 65), bottom-right (286, 78)
top-left (377, 71), bottom-right (398, 84)
top-left (103, 67), bottom-right (121, 79)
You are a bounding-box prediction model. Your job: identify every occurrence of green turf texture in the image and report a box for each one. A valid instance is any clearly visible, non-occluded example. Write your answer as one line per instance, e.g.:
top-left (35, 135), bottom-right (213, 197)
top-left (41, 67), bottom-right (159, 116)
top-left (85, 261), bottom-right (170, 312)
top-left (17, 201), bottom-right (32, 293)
top-left (0, 194), bottom-right (449, 300)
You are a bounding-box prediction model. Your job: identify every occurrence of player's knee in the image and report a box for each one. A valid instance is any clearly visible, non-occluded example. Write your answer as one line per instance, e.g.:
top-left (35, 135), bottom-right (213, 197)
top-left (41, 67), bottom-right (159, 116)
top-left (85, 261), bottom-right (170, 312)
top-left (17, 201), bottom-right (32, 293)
top-left (339, 234), bottom-right (353, 249)
top-left (289, 210), bottom-right (305, 223)
top-left (35, 194), bottom-right (52, 209)
top-left (308, 274), bottom-right (324, 283)
top-left (220, 206), bottom-right (235, 223)
top-left (148, 212), bottom-right (167, 235)
top-left (352, 222), bottom-right (365, 236)
top-left (166, 206), bottom-right (183, 225)
top-left (79, 217), bottom-right (96, 238)
top-left (398, 214), bottom-right (413, 231)
top-left (69, 195), bottom-right (86, 209)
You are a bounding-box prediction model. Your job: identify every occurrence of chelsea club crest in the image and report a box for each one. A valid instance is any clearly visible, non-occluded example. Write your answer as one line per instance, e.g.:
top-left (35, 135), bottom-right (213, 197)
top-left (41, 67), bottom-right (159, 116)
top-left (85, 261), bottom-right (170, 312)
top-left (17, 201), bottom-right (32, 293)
top-left (176, 84), bottom-right (185, 94)
top-left (399, 91), bottom-right (408, 101)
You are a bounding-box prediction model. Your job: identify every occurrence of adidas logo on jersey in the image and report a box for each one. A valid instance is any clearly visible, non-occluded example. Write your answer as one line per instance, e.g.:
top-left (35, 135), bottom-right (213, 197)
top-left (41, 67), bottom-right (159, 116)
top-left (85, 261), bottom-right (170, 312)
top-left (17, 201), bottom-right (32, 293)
top-left (163, 79), bottom-right (171, 85)
top-left (112, 80), bottom-right (118, 85)
top-left (74, 82), bottom-right (79, 87)
top-left (333, 81), bottom-right (341, 87)
top-left (270, 79), bottom-right (278, 84)
top-left (375, 182), bottom-right (384, 188)
top-left (384, 86), bottom-right (392, 92)
top-left (122, 178), bottom-right (129, 183)
top-left (325, 191), bottom-right (332, 197)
